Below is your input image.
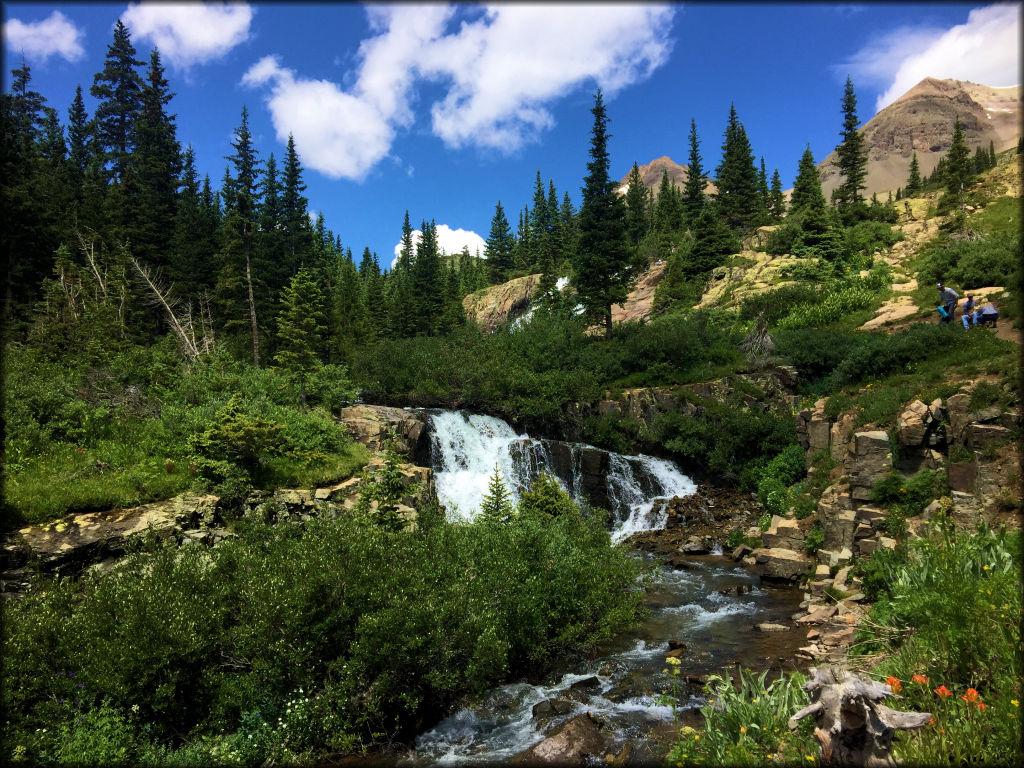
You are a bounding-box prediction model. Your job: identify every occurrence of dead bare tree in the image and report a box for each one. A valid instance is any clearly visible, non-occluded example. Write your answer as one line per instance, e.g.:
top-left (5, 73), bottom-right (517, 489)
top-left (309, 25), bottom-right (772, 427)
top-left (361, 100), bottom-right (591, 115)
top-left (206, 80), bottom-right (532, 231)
top-left (740, 311), bottom-right (775, 365)
top-left (788, 666), bottom-right (931, 767)
top-left (129, 255), bottom-right (203, 361)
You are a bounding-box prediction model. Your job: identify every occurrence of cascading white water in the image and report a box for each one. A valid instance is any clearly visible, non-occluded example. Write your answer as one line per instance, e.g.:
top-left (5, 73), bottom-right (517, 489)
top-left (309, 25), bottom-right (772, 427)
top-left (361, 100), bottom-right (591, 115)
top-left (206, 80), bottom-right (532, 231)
top-left (427, 410), bottom-right (696, 538)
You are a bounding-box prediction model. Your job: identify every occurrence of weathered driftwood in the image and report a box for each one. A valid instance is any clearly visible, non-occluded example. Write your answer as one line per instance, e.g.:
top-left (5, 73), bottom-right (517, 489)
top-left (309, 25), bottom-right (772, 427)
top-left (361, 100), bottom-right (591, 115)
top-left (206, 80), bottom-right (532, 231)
top-left (788, 666), bottom-right (931, 767)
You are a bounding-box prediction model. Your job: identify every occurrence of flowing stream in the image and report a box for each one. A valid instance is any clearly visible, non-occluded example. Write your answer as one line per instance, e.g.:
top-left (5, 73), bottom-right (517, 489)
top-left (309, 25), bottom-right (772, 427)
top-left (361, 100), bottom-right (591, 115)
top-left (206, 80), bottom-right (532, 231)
top-left (402, 411), bottom-right (807, 764)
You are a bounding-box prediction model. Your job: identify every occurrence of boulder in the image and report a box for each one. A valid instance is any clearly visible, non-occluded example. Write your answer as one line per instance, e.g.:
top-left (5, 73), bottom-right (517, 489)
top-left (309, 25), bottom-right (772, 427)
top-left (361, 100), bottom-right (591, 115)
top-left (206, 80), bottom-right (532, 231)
top-left (761, 516), bottom-right (803, 550)
top-left (757, 623), bottom-right (790, 632)
top-left (821, 508), bottom-right (857, 552)
top-left (896, 400), bottom-right (929, 446)
top-left (944, 393), bottom-right (972, 444)
top-left (510, 712), bottom-right (612, 766)
top-left (947, 461), bottom-right (977, 493)
top-left (966, 424), bottom-right (1012, 450)
top-left (463, 273), bottom-right (542, 332)
top-left (846, 431), bottom-right (892, 501)
top-left (806, 399), bottom-right (832, 457)
top-left (830, 412), bottom-right (857, 463)
top-left (338, 404), bottom-right (427, 455)
top-left (752, 547), bottom-right (812, 582)
top-left (532, 698), bottom-right (574, 720)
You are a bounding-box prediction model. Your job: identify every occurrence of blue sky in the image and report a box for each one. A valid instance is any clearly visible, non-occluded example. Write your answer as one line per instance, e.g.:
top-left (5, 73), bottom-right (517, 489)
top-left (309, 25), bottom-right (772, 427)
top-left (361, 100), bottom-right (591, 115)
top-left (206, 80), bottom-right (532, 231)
top-left (4, 2), bottom-right (1020, 265)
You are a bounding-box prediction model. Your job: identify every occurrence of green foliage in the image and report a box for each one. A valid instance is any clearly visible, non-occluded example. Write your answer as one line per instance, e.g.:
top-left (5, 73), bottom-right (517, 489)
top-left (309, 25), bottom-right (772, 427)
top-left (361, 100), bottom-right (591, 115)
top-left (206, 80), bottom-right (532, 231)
top-left (188, 394), bottom-right (286, 477)
top-left (852, 518), bottom-right (1021, 765)
top-left (738, 284), bottom-right (819, 326)
top-left (968, 380), bottom-right (1003, 411)
top-left (654, 394), bottom-right (797, 482)
top-left (917, 231), bottom-right (1020, 291)
top-left (3, 506), bottom-right (643, 763)
top-left (803, 521), bottom-right (824, 554)
top-left (517, 471), bottom-right (582, 520)
top-left (478, 465), bottom-right (515, 524)
top-left (871, 469), bottom-right (943, 518)
top-left (776, 281), bottom-right (876, 330)
top-left (665, 668), bottom-right (816, 765)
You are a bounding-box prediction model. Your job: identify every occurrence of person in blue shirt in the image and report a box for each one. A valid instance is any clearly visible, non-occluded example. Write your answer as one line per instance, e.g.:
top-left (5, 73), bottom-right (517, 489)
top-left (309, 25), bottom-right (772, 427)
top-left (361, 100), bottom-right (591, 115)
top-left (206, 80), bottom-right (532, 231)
top-left (961, 294), bottom-right (976, 329)
top-left (937, 282), bottom-right (958, 324)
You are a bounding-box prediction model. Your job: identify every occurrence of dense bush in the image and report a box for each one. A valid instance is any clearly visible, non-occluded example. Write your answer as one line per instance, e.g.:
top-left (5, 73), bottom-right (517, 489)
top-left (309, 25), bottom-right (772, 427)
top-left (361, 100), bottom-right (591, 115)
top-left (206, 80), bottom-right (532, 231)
top-left (916, 231), bottom-right (1021, 291)
top-left (776, 281), bottom-right (876, 330)
top-left (738, 284), bottom-right (819, 325)
top-left (3, 483), bottom-right (643, 764)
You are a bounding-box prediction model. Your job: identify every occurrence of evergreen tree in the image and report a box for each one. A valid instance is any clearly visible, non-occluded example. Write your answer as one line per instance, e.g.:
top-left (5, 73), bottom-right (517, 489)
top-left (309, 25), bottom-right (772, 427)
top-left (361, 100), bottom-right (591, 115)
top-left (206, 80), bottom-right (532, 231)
top-left (216, 106), bottom-right (263, 364)
top-left (169, 145), bottom-right (215, 297)
top-left (905, 152), bottom-right (922, 196)
top-left (768, 168), bottom-right (786, 219)
top-left (682, 117), bottom-right (706, 223)
top-left (653, 169), bottom-right (683, 234)
top-left (6, 59), bottom-right (46, 148)
top-left (624, 161), bottom-right (651, 246)
top-left (389, 211), bottom-right (416, 336)
top-left (90, 20), bottom-right (143, 184)
top-left (66, 84), bottom-right (93, 198)
top-left (559, 191), bottom-right (579, 262)
top-left (529, 170), bottom-right (554, 271)
top-left (989, 140), bottom-right (997, 167)
top-left (330, 252), bottom-right (366, 361)
top-left (546, 179), bottom-right (565, 268)
top-left (571, 89), bottom-right (631, 339)
top-left (832, 76), bottom-right (868, 221)
top-left (479, 465), bottom-right (514, 524)
top-left (131, 49), bottom-right (181, 272)
top-left (274, 267), bottom-right (326, 404)
top-left (944, 116), bottom-right (972, 201)
top-left (789, 145), bottom-right (826, 216)
top-left (484, 201), bottom-right (515, 284)
top-left (411, 219), bottom-right (443, 335)
top-left (714, 103), bottom-right (760, 230)
top-left (361, 250), bottom-right (389, 342)
top-left (281, 134), bottom-right (310, 273)
top-left (757, 156), bottom-right (770, 223)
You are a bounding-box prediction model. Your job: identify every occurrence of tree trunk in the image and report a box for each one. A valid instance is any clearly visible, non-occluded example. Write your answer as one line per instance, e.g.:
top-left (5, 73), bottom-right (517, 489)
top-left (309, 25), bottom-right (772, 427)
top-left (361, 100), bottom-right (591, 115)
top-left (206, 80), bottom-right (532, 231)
top-left (244, 237), bottom-right (260, 367)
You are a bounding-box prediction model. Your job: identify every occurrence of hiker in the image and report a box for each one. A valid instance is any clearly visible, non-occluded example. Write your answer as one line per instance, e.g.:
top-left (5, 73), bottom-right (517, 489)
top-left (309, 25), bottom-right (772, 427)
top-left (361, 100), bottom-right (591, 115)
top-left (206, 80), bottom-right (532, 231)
top-left (937, 282), bottom-right (958, 324)
top-left (973, 299), bottom-right (999, 328)
top-left (961, 293), bottom-right (977, 329)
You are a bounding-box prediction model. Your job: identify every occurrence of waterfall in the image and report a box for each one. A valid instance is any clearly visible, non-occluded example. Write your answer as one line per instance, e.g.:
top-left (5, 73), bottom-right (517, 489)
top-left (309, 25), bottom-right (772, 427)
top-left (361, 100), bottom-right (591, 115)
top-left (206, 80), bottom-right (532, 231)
top-left (427, 410), bottom-right (695, 539)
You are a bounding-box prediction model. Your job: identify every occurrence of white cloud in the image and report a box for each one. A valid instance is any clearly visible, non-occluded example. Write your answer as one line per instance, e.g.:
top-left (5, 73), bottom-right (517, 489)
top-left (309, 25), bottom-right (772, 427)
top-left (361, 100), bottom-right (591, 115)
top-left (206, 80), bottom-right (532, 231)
top-left (391, 224), bottom-right (487, 268)
top-left (3, 11), bottom-right (85, 63)
top-left (844, 3), bottom-right (1021, 113)
top-left (243, 3), bottom-right (674, 180)
top-left (121, 1), bottom-right (253, 69)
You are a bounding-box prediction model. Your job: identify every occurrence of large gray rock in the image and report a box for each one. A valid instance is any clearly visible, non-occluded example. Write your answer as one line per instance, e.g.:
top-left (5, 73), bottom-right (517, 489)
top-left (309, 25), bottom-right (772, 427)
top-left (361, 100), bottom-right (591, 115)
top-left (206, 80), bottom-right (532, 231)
top-left (944, 393), bottom-right (972, 444)
top-left (966, 424), bottom-right (1012, 450)
top-left (896, 400), bottom-right (929, 446)
top-left (822, 508), bottom-right (858, 551)
top-left (846, 431), bottom-right (892, 501)
top-left (761, 516), bottom-right (803, 550)
top-left (806, 399), bottom-right (832, 458)
top-left (510, 712), bottom-right (612, 766)
top-left (752, 547), bottom-right (812, 582)
top-left (338, 404), bottom-right (427, 455)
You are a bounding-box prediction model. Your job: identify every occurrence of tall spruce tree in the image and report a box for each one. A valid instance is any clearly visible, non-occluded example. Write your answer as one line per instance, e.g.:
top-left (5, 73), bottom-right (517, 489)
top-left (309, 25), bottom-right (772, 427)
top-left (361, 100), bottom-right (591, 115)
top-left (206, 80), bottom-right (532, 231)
top-left (944, 116), bottom-right (972, 202)
top-left (624, 162), bottom-right (651, 245)
top-left (768, 168), bottom-right (786, 220)
top-left (714, 103), bottom-right (760, 230)
top-left (484, 201), bottom-right (515, 284)
top-left (217, 106), bottom-right (263, 364)
top-left (90, 20), bottom-right (143, 185)
top-left (169, 145), bottom-right (216, 297)
top-left (789, 145), bottom-right (826, 216)
top-left (832, 76), bottom-right (868, 221)
top-left (281, 134), bottom-right (310, 274)
top-left (274, 267), bottom-right (325, 404)
top-left (571, 89), bottom-right (631, 339)
top-left (653, 169), bottom-right (683, 234)
top-left (411, 219), bottom-right (443, 335)
top-left (682, 118), bottom-right (706, 224)
top-left (905, 152), bottom-right (922, 196)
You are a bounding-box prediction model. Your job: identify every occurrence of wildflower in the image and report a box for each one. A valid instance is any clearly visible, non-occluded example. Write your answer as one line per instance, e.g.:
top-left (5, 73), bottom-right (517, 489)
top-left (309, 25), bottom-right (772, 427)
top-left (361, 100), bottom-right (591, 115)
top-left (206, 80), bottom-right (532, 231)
top-left (961, 688), bottom-right (980, 704)
top-left (752, 698), bottom-right (758, 703)
top-left (976, 702), bottom-right (987, 710)
top-left (912, 674), bottom-right (929, 685)
top-left (886, 676), bottom-right (903, 694)
top-left (928, 716), bottom-right (935, 725)
top-left (983, 565), bottom-right (990, 570)
top-left (740, 726), bottom-right (747, 734)
top-left (934, 685), bottom-right (952, 699)
top-left (1012, 700), bottom-right (1019, 707)
top-left (667, 657), bottom-right (682, 666)
top-left (806, 755), bottom-right (816, 761)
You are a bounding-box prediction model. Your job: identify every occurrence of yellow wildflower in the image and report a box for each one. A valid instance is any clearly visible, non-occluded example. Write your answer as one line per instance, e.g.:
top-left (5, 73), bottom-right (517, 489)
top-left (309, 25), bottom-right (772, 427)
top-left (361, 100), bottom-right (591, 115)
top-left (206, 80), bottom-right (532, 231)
top-left (667, 657), bottom-right (682, 666)
top-left (1012, 700), bottom-right (1019, 707)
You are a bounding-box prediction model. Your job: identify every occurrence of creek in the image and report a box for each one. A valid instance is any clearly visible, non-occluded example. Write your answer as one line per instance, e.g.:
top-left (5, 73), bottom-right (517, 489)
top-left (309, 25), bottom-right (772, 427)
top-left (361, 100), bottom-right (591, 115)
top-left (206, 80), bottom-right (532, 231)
top-left (402, 411), bottom-right (807, 764)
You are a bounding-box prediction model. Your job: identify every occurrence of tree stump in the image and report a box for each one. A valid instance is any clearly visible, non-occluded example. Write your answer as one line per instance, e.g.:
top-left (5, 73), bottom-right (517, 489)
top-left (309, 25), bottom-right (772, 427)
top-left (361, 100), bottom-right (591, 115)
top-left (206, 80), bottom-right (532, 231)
top-left (788, 666), bottom-right (931, 767)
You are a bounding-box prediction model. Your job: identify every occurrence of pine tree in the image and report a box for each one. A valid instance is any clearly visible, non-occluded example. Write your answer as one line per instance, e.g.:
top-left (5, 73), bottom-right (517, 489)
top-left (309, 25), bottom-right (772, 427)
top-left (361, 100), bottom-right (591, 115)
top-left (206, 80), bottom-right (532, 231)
top-left (529, 170), bottom-right (554, 271)
top-left (653, 169), bottom-right (683, 234)
top-left (90, 20), bottom-right (143, 184)
top-left (132, 49), bottom-right (181, 272)
top-left (905, 152), bottom-right (922, 196)
top-left (274, 267), bottom-right (326, 404)
top-left (411, 219), bottom-right (443, 335)
top-left (768, 168), bottom-right (786, 220)
top-left (624, 161), bottom-right (651, 246)
top-left (66, 85), bottom-right (93, 195)
top-left (571, 89), bottom-right (631, 339)
top-left (6, 59), bottom-right (46, 148)
top-left (757, 156), bottom-right (770, 224)
top-left (330, 253), bottom-right (366, 360)
top-left (832, 76), bottom-right (868, 221)
top-left (559, 191), bottom-right (579, 262)
top-left (944, 116), bottom-right (972, 201)
top-left (714, 103), bottom-right (760, 230)
top-left (281, 134), bottom-right (310, 274)
top-left (988, 140), bottom-right (997, 168)
top-left (169, 145), bottom-right (216, 297)
top-left (789, 145), bottom-right (826, 216)
top-left (478, 465), bottom-right (514, 524)
top-left (682, 117), bottom-right (706, 224)
top-left (389, 211), bottom-right (416, 337)
top-left (484, 201), bottom-right (515, 284)
top-left (217, 106), bottom-right (263, 364)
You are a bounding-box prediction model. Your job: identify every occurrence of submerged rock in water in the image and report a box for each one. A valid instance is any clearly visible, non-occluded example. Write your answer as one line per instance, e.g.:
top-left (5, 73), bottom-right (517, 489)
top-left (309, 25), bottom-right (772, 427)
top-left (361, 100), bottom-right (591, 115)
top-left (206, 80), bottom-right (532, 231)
top-left (510, 712), bottom-right (613, 766)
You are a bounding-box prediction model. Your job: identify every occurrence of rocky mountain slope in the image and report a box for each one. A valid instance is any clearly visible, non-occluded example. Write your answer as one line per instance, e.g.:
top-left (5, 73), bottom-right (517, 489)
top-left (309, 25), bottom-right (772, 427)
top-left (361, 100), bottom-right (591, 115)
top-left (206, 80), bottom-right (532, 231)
top-left (615, 155), bottom-right (717, 196)
top-left (817, 77), bottom-right (1021, 197)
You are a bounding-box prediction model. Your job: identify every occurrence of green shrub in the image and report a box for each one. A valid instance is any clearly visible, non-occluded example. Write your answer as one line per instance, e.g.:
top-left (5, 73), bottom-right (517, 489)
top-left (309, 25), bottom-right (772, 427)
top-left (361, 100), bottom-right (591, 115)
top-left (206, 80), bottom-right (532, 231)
top-left (665, 668), bottom-right (816, 765)
top-left (871, 469), bottom-right (943, 517)
top-left (917, 231), bottom-right (1020, 291)
top-left (776, 281), bottom-right (876, 330)
top-left (804, 521), bottom-right (824, 554)
top-left (738, 284), bottom-right (820, 326)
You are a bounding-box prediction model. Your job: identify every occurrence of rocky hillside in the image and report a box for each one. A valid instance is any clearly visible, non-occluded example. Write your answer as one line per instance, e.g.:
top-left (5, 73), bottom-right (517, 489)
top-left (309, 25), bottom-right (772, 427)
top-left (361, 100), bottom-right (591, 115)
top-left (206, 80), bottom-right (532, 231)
top-left (818, 77), bottom-right (1021, 197)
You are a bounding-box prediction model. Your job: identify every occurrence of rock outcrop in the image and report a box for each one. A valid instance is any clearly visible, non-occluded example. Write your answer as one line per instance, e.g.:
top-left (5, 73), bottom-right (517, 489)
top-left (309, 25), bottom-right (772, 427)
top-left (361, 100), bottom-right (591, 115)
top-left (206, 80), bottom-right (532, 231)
top-left (462, 274), bottom-right (541, 332)
top-left (339, 404), bottom-right (429, 456)
top-left (511, 712), bottom-right (614, 766)
top-left (610, 261), bottom-right (665, 324)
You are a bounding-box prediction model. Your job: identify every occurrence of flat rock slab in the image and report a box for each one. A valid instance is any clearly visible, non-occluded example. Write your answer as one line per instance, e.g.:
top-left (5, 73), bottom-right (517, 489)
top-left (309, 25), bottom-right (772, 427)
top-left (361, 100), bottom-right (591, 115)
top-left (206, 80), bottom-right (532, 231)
top-left (860, 296), bottom-right (920, 331)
